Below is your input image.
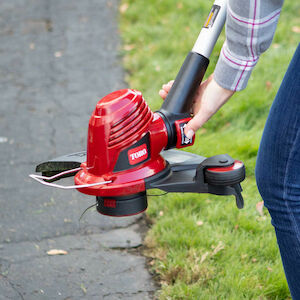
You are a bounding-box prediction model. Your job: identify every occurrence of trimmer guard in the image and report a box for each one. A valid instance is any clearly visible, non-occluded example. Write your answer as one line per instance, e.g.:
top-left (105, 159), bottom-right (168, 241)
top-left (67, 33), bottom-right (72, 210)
top-left (36, 151), bottom-right (86, 178)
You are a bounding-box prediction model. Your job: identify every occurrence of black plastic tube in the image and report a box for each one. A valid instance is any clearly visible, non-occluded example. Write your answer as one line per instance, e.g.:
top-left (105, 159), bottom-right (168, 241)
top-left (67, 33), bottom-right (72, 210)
top-left (160, 52), bottom-right (209, 115)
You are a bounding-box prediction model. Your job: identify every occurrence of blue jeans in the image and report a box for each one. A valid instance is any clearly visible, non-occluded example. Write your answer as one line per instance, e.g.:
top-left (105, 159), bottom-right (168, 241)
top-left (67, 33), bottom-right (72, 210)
top-left (256, 44), bottom-right (300, 299)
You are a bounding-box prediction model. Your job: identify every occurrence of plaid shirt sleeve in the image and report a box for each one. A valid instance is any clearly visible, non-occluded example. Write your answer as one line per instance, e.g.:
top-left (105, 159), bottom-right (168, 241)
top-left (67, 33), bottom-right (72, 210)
top-left (214, 0), bottom-right (284, 91)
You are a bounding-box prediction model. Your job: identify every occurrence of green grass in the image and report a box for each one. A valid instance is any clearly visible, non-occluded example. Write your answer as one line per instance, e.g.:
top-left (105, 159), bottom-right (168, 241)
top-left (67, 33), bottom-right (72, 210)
top-left (119, 1), bottom-right (300, 299)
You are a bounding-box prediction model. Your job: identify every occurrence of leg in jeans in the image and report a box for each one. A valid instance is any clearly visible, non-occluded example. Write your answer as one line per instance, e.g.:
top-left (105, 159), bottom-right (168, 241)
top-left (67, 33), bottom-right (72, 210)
top-left (256, 43), bottom-right (300, 299)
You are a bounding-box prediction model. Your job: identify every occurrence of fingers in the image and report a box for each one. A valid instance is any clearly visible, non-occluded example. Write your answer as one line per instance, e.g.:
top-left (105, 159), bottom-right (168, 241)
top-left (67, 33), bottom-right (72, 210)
top-left (159, 89), bottom-right (168, 99)
top-left (159, 80), bottom-right (174, 99)
top-left (167, 80), bottom-right (174, 87)
top-left (184, 114), bottom-right (207, 139)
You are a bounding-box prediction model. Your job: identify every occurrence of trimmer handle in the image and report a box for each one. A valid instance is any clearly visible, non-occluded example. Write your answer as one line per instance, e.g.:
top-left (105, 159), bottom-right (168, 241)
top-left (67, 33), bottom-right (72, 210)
top-left (158, 0), bottom-right (227, 149)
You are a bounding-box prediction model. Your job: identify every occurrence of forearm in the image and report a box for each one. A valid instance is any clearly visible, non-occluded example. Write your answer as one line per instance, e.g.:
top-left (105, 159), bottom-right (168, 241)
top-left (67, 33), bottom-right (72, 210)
top-left (214, 0), bottom-right (284, 91)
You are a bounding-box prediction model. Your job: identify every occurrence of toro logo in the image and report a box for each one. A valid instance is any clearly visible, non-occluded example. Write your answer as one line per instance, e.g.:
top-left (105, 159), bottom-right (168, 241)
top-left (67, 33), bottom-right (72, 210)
top-left (128, 144), bottom-right (148, 165)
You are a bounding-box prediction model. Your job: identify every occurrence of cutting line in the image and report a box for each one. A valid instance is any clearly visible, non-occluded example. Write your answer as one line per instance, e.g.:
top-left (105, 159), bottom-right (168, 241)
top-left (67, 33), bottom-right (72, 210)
top-left (29, 167), bottom-right (112, 189)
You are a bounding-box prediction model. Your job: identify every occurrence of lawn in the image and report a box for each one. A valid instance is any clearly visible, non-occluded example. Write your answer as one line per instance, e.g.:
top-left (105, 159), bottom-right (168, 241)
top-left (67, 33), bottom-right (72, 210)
top-left (119, 1), bottom-right (300, 299)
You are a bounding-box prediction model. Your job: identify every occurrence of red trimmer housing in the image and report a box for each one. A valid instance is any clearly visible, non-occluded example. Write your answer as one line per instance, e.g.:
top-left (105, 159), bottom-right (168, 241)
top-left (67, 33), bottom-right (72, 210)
top-left (74, 88), bottom-right (195, 216)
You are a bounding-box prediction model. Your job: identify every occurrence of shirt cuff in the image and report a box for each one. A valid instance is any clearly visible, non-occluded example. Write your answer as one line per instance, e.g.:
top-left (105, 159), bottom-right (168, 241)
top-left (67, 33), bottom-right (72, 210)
top-left (214, 43), bottom-right (259, 92)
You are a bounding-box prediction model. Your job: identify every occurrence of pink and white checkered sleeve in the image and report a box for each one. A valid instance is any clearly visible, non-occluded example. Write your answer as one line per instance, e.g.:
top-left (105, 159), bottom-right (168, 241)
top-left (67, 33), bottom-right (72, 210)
top-left (214, 0), bottom-right (284, 91)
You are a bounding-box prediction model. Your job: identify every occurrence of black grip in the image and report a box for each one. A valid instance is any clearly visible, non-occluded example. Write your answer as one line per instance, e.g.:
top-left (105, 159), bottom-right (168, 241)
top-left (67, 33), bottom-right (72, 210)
top-left (160, 52), bottom-right (209, 115)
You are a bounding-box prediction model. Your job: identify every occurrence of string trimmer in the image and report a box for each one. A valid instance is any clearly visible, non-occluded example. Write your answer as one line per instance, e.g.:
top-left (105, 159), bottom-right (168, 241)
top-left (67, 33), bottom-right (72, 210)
top-left (30, 0), bottom-right (245, 217)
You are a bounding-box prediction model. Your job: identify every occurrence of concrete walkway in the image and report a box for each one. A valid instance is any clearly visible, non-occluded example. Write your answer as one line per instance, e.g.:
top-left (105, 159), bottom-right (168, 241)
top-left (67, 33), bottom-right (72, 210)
top-left (0, 0), bottom-right (156, 299)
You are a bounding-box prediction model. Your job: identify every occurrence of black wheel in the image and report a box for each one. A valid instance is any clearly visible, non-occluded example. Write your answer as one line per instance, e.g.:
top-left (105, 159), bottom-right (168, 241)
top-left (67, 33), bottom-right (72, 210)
top-left (204, 160), bottom-right (245, 186)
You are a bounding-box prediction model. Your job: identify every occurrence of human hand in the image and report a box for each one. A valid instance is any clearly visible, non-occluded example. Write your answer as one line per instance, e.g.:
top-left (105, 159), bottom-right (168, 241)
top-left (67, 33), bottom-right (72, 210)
top-left (159, 74), bottom-right (235, 139)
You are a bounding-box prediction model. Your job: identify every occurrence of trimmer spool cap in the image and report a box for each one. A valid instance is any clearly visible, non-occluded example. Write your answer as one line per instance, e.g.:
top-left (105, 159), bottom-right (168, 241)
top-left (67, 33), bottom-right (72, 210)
top-left (96, 192), bottom-right (147, 217)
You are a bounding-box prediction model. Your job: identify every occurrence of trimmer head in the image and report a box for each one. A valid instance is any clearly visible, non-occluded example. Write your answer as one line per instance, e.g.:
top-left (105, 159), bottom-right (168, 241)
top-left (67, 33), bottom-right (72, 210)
top-left (72, 89), bottom-right (170, 215)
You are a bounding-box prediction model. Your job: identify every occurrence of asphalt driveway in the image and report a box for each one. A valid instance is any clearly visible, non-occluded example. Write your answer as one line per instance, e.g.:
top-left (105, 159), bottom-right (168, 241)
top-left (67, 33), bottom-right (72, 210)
top-left (0, 1), bottom-right (156, 299)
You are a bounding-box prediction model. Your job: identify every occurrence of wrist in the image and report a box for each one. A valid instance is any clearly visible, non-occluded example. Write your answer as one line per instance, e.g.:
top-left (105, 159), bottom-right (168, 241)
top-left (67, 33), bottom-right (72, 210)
top-left (211, 74), bottom-right (235, 100)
